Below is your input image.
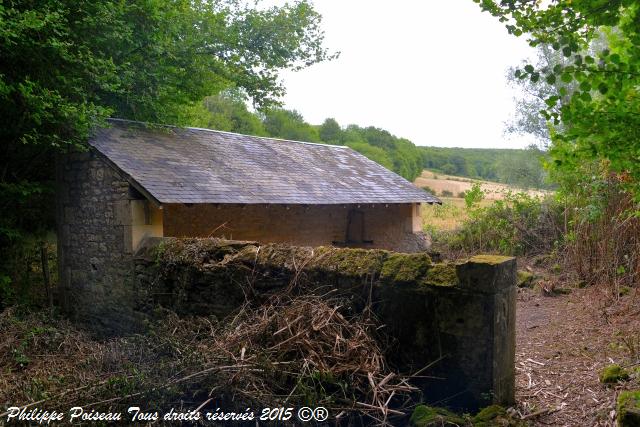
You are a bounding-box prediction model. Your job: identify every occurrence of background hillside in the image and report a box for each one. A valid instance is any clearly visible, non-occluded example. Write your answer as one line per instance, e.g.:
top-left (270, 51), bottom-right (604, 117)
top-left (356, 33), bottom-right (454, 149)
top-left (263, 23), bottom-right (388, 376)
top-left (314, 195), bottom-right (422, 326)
top-left (188, 92), bottom-right (552, 189)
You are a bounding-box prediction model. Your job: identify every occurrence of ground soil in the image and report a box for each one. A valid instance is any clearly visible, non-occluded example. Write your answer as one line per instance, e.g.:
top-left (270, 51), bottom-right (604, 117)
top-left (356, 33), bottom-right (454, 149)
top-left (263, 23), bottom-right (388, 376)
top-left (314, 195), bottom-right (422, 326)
top-left (515, 286), bottom-right (640, 426)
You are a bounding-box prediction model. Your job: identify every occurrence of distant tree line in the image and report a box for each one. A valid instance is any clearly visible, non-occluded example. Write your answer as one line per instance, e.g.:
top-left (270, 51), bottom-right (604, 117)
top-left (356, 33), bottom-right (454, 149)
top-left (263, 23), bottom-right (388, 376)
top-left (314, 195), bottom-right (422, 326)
top-left (188, 92), bottom-right (424, 181)
top-left (420, 146), bottom-right (552, 190)
top-left (190, 92), bottom-right (551, 188)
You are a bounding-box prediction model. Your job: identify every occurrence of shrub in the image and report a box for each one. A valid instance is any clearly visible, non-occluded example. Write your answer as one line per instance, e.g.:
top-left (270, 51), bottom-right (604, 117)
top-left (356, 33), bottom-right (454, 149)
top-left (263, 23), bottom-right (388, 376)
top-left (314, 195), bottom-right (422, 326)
top-left (440, 190), bottom-right (453, 197)
top-left (443, 192), bottom-right (564, 257)
top-left (463, 183), bottom-right (484, 209)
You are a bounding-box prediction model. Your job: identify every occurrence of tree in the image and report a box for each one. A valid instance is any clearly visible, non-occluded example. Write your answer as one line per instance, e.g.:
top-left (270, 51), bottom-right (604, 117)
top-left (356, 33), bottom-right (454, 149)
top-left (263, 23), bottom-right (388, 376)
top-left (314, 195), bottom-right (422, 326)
top-left (344, 125), bottom-right (424, 181)
top-left (474, 0), bottom-right (640, 197)
top-left (319, 118), bottom-right (342, 142)
top-left (262, 108), bottom-right (321, 142)
top-left (505, 45), bottom-right (572, 147)
top-left (193, 91), bottom-right (267, 136)
top-left (0, 0), bottom-right (334, 282)
top-left (496, 145), bottom-right (548, 190)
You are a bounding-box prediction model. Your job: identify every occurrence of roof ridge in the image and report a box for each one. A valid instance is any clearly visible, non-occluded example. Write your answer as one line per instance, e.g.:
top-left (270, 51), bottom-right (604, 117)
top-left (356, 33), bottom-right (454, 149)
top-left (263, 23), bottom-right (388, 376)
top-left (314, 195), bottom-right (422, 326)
top-left (106, 117), bottom-right (351, 150)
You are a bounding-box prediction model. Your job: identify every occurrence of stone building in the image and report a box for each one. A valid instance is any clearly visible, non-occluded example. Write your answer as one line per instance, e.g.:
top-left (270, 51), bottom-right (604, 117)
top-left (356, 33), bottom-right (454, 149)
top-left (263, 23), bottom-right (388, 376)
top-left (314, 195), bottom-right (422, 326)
top-left (56, 119), bottom-right (439, 332)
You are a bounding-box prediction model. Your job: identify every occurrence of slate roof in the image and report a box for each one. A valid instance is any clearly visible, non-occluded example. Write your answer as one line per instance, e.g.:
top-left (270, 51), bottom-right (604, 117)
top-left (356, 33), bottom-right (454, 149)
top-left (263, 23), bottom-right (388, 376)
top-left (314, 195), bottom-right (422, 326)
top-left (89, 119), bottom-right (441, 205)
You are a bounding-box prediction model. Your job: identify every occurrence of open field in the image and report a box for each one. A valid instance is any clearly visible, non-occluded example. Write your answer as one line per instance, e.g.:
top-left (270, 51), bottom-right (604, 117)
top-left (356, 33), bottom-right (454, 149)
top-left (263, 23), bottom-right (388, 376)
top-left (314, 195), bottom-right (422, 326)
top-left (416, 170), bottom-right (551, 231)
top-left (420, 197), bottom-right (480, 231)
top-left (415, 169), bottom-right (549, 200)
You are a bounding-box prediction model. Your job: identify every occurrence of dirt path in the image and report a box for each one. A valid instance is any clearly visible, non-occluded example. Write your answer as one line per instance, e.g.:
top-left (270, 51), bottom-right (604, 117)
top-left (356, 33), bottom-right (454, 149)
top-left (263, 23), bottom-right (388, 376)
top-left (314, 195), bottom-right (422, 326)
top-left (515, 287), bottom-right (640, 426)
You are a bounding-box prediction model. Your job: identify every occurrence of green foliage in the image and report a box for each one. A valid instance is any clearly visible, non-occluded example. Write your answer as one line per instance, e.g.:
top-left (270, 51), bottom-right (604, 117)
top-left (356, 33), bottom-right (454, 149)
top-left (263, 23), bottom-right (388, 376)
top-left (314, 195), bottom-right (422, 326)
top-left (263, 108), bottom-right (321, 142)
top-left (478, 0), bottom-right (640, 295)
top-left (319, 118), bottom-right (342, 143)
top-left (463, 183), bottom-right (485, 209)
top-left (473, 0), bottom-right (640, 200)
top-left (420, 146), bottom-right (552, 189)
top-left (344, 125), bottom-right (423, 181)
top-left (599, 364), bottom-right (630, 384)
top-left (496, 145), bottom-right (549, 190)
top-left (447, 193), bottom-right (564, 256)
top-left (190, 91), bottom-right (267, 137)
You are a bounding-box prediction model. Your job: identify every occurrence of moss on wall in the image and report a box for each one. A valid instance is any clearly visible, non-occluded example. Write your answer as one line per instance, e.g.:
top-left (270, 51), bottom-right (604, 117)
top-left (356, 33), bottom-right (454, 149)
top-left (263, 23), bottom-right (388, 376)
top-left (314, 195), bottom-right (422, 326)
top-left (421, 263), bottom-right (458, 287)
top-left (617, 390), bottom-right (640, 427)
top-left (134, 237), bottom-right (517, 412)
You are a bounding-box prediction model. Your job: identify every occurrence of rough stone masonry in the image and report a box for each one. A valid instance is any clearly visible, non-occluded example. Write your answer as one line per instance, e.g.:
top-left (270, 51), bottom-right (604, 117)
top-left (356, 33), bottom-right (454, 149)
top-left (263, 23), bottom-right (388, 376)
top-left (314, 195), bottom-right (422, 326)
top-left (55, 149), bottom-right (516, 412)
top-left (133, 238), bottom-right (516, 412)
top-left (56, 151), bottom-right (144, 332)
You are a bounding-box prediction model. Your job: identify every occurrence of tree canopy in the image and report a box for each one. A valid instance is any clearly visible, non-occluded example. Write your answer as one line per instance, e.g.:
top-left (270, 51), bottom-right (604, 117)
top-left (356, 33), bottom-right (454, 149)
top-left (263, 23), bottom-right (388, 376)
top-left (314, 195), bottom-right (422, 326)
top-left (474, 0), bottom-right (640, 197)
top-left (0, 0), bottom-right (335, 275)
top-left (188, 93), bottom-right (425, 181)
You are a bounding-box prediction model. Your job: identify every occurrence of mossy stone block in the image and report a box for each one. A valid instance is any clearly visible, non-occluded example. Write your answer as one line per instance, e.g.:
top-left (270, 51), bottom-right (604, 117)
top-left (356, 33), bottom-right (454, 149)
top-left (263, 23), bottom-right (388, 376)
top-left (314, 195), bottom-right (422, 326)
top-left (380, 252), bottom-right (431, 283)
top-left (312, 246), bottom-right (388, 277)
top-left (618, 391), bottom-right (640, 427)
top-left (600, 364), bottom-right (630, 384)
top-left (421, 263), bottom-right (458, 287)
top-left (410, 405), bottom-right (466, 426)
top-left (456, 255), bottom-right (516, 293)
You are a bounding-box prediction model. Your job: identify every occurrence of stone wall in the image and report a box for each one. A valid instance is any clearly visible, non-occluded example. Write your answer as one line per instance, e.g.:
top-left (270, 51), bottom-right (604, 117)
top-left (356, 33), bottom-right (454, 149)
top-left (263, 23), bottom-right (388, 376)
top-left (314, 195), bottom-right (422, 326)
top-left (134, 238), bottom-right (516, 412)
top-left (55, 152), bottom-right (428, 335)
top-left (163, 203), bottom-right (428, 253)
top-left (56, 151), bottom-right (143, 335)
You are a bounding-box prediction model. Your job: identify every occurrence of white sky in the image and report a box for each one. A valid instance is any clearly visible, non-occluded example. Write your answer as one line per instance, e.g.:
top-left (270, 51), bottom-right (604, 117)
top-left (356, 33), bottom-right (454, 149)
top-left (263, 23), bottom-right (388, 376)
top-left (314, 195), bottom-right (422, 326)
top-left (274, 0), bottom-right (537, 148)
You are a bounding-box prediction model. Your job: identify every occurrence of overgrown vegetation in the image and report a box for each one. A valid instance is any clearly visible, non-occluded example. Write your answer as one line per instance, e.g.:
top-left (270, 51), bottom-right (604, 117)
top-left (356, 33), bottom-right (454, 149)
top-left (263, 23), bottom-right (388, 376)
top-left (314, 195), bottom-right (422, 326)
top-left (442, 190), bottom-right (563, 257)
top-left (428, 176), bottom-right (639, 296)
top-left (0, 292), bottom-right (420, 424)
top-left (425, 0), bottom-right (640, 300)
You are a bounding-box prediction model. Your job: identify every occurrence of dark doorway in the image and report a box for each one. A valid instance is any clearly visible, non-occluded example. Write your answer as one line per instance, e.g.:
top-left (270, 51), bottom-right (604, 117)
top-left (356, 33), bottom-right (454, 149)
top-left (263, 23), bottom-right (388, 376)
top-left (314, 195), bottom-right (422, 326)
top-left (346, 210), bottom-right (372, 244)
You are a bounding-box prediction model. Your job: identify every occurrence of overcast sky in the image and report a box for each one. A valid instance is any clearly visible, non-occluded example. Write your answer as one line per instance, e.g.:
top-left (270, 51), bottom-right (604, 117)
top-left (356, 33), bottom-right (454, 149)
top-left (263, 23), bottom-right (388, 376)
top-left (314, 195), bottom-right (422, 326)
top-left (274, 1), bottom-right (537, 148)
